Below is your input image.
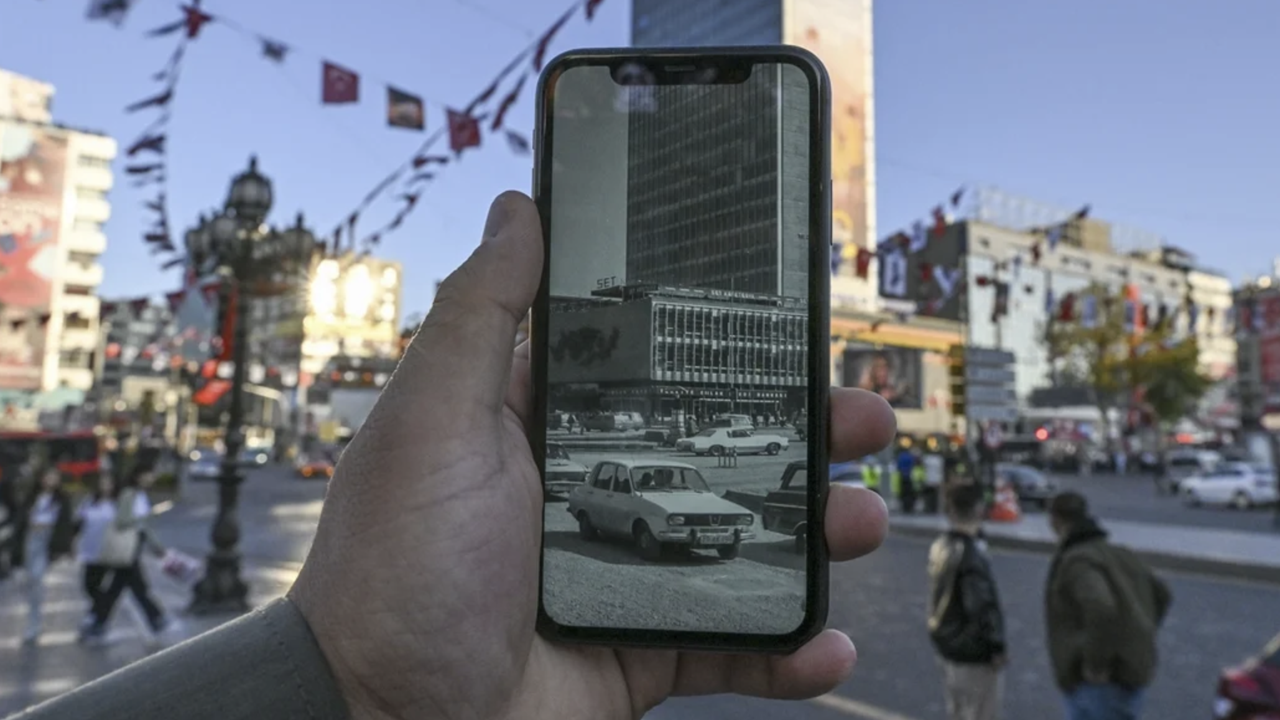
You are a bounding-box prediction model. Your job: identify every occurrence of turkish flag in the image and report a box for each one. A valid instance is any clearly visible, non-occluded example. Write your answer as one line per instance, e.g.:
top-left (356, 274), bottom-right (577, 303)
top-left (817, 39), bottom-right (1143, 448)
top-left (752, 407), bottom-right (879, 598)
top-left (322, 62), bottom-right (359, 104)
top-left (447, 110), bottom-right (481, 155)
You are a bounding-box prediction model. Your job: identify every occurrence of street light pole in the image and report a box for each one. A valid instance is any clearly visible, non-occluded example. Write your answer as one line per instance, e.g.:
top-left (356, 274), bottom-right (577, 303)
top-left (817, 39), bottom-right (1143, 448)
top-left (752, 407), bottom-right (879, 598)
top-left (186, 156), bottom-right (317, 615)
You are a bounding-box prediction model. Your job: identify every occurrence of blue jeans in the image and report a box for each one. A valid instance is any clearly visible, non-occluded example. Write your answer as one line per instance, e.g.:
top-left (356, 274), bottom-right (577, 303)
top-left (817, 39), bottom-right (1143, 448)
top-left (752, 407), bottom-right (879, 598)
top-left (1064, 684), bottom-right (1145, 720)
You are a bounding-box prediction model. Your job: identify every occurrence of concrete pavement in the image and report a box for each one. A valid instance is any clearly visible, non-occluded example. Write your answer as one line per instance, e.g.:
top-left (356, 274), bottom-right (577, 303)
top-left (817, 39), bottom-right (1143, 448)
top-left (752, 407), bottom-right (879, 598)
top-left (890, 512), bottom-right (1280, 585)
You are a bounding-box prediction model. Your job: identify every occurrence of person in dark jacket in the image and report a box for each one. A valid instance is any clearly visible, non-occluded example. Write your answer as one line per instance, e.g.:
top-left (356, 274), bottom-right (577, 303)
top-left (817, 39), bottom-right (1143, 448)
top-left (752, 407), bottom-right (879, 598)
top-left (927, 481), bottom-right (1007, 720)
top-left (1045, 491), bottom-right (1172, 720)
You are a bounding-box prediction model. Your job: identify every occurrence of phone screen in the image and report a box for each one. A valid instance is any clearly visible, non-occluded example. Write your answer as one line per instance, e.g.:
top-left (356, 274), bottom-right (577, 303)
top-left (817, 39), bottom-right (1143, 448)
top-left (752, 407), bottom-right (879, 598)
top-left (535, 54), bottom-right (826, 643)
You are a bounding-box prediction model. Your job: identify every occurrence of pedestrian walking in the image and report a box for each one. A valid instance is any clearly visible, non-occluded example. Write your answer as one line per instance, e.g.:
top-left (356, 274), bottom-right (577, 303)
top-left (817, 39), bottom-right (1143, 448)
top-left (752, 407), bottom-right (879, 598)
top-left (927, 480), bottom-right (1007, 720)
top-left (79, 467), bottom-right (171, 642)
top-left (1045, 492), bottom-right (1172, 720)
top-left (74, 473), bottom-right (121, 627)
top-left (19, 464), bottom-right (75, 645)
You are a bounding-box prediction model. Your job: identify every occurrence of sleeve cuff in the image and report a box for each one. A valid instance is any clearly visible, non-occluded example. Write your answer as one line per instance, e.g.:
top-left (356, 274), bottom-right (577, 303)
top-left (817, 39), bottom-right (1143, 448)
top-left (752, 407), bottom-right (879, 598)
top-left (14, 597), bottom-right (352, 720)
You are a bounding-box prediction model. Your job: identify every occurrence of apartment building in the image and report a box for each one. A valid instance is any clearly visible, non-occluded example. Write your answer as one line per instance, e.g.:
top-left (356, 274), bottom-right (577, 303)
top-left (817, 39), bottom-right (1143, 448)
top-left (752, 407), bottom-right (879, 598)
top-left (0, 68), bottom-right (117, 395)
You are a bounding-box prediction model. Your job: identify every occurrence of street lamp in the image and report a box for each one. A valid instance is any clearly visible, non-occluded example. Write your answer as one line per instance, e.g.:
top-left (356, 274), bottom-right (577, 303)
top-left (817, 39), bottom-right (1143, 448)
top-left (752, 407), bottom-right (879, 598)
top-left (185, 156), bottom-right (319, 615)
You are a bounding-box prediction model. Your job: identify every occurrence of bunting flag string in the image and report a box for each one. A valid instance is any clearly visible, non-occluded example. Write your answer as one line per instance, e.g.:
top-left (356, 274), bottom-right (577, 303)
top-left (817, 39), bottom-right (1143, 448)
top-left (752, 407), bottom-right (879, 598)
top-left (119, 3), bottom-right (205, 267)
top-left (101, 0), bottom-right (602, 267)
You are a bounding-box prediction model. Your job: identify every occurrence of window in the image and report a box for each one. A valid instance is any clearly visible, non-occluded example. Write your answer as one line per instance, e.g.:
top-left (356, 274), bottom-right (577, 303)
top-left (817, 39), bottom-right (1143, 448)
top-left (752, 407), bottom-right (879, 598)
top-left (67, 251), bottom-right (96, 266)
top-left (76, 188), bottom-right (108, 203)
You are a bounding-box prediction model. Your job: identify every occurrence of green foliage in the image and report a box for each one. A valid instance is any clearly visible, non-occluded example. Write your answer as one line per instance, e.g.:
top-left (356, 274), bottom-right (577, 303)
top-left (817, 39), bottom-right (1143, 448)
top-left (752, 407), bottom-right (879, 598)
top-left (1042, 282), bottom-right (1212, 425)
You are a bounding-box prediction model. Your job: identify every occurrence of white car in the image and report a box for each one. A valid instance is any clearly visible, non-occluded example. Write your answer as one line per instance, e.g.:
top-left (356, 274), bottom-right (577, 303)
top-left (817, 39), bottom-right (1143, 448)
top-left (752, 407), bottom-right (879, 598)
top-left (674, 428), bottom-right (790, 456)
top-left (543, 442), bottom-right (589, 495)
top-left (566, 459), bottom-right (756, 561)
top-left (1181, 462), bottom-right (1278, 509)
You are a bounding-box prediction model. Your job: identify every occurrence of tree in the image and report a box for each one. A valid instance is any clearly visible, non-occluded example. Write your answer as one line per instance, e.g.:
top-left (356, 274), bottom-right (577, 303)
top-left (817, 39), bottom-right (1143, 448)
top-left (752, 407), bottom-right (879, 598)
top-left (1042, 282), bottom-right (1212, 446)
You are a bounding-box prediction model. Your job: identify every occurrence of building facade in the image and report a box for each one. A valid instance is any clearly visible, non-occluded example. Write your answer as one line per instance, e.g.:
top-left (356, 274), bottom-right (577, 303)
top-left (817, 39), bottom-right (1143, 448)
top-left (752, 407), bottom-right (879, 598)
top-left (1234, 276), bottom-right (1280, 430)
top-left (0, 68), bottom-right (116, 395)
top-left (548, 285), bottom-right (808, 420)
top-left (631, 0), bottom-right (878, 309)
top-left (625, 64), bottom-right (810, 301)
top-left (960, 191), bottom-right (1236, 407)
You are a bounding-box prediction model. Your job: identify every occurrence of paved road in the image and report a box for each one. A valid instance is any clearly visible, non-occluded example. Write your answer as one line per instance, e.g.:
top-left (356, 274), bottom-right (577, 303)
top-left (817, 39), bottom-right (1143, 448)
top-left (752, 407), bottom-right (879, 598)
top-left (4, 464), bottom-right (1277, 718)
top-left (543, 496), bottom-right (805, 634)
top-left (643, 533), bottom-right (1278, 720)
top-left (1048, 470), bottom-right (1280, 535)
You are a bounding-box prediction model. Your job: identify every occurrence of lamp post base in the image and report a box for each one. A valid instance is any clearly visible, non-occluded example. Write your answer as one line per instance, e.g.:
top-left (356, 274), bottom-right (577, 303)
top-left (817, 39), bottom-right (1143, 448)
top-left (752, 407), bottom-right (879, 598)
top-left (189, 552), bottom-right (251, 616)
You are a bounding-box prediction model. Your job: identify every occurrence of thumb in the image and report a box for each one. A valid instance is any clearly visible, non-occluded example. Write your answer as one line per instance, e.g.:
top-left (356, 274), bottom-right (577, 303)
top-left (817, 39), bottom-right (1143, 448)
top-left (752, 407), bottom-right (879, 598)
top-left (380, 191), bottom-right (543, 428)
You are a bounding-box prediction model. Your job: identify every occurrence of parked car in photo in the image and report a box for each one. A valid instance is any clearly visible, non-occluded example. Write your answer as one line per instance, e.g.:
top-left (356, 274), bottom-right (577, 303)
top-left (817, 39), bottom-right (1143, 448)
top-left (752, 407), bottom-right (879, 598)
top-left (995, 462), bottom-right (1058, 510)
top-left (187, 454), bottom-right (222, 481)
top-left (566, 459), bottom-right (755, 561)
top-left (761, 460), bottom-right (810, 553)
top-left (1182, 462), bottom-right (1278, 510)
top-left (708, 414), bottom-right (755, 430)
top-left (1214, 631), bottom-right (1280, 719)
top-left (674, 427), bottom-right (790, 456)
top-left (544, 442), bottom-right (589, 495)
top-left (793, 410), bottom-right (808, 441)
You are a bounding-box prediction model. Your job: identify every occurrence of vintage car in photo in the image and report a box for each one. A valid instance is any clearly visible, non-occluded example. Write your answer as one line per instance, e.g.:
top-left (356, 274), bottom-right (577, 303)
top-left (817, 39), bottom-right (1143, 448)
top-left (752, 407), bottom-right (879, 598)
top-left (674, 427), bottom-right (790, 456)
top-left (544, 442), bottom-right (589, 495)
top-left (566, 459), bottom-right (755, 561)
top-left (761, 460), bottom-right (810, 554)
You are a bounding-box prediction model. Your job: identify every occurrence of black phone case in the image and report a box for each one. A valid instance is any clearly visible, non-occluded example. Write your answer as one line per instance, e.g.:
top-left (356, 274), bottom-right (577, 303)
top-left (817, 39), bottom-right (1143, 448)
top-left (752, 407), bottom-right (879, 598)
top-left (530, 45), bottom-right (833, 654)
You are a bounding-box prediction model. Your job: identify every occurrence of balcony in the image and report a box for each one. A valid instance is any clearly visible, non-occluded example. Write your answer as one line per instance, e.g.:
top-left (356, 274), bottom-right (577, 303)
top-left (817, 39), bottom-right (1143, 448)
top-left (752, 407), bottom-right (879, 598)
top-left (72, 197), bottom-right (112, 223)
top-left (59, 325), bottom-right (100, 353)
top-left (65, 228), bottom-right (107, 255)
top-left (71, 166), bottom-right (114, 192)
top-left (61, 261), bottom-right (104, 289)
top-left (58, 292), bottom-right (100, 319)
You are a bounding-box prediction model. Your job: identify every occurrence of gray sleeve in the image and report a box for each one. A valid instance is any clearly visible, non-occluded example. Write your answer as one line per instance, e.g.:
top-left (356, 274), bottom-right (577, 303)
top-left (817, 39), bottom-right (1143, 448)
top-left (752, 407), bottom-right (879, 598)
top-left (12, 598), bottom-right (351, 720)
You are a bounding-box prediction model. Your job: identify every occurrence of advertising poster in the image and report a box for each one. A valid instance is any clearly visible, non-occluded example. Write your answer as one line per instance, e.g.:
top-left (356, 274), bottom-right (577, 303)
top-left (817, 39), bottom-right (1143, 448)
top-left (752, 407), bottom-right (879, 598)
top-left (0, 122), bottom-right (67, 390)
top-left (785, 0), bottom-right (874, 260)
top-left (843, 344), bottom-right (924, 409)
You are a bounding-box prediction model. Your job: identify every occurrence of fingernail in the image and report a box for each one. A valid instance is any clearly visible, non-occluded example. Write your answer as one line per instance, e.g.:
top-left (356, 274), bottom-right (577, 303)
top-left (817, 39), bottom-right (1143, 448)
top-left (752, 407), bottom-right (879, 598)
top-left (483, 194), bottom-right (513, 242)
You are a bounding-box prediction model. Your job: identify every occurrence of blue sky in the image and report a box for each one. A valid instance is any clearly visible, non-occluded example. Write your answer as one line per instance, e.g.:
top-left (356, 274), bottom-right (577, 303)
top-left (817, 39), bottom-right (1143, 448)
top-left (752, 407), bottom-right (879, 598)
top-left (3, 0), bottom-right (1278, 319)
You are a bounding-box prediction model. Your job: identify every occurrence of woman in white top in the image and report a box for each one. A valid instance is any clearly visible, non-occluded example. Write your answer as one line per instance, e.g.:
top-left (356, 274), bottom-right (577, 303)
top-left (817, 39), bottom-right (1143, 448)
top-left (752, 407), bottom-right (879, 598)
top-left (80, 467), bottom-right (169, 641)
top-left (75, 473), bottom-right (122, 627)
top-left (21, 464), bottom-right (75, 645)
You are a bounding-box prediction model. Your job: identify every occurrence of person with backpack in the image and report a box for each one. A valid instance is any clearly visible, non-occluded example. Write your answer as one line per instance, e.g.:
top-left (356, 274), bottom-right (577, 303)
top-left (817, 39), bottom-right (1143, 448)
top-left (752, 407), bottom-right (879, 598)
top-left (1045, 492), bottom-right (1172, 719)
top-left (927, 480), bottom-right (1008, 720)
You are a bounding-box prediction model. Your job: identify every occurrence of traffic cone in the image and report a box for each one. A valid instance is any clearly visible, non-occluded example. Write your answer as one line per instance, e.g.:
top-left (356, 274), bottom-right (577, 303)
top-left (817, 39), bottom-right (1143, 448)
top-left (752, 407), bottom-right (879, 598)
top-left (987, 479), bottom-right (1021, 522)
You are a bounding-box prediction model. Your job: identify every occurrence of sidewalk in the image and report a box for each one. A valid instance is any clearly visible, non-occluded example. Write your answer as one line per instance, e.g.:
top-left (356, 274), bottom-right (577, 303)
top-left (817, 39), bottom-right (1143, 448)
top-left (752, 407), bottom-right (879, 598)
top-left (890, 513), bottom-right (1280, 585)
top-left (0, 553), bottom-right (298, 717)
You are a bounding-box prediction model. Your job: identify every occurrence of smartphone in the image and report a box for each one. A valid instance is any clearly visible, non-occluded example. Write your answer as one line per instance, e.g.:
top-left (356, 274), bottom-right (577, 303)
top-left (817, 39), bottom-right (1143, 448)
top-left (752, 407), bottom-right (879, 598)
top-left (529, 46), bottom-right (832, 653)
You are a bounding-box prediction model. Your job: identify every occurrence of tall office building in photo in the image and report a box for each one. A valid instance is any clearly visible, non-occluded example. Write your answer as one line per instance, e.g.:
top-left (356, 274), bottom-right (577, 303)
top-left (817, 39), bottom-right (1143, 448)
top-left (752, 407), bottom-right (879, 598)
top-left (631, 0), bottom-right (878, 304)
top-left (625, 67), bottom-right (811, 301)
top-left (0, 68), bottom-right (118, 399)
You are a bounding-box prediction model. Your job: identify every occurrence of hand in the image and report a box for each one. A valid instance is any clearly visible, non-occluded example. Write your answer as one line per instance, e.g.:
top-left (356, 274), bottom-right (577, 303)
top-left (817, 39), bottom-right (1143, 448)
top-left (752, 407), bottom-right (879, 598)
top-left (288, 191), bottom-right (898, 720)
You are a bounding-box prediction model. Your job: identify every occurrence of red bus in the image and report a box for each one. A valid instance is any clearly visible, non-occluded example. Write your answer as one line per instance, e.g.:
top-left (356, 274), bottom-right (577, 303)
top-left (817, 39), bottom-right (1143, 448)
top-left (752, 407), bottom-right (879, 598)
top-left (0, 430), bottom-right (102, 483)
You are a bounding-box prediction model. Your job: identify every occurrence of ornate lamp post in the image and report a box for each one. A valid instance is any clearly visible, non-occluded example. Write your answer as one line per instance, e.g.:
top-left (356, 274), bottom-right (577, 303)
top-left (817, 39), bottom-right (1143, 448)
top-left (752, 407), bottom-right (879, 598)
top-left (185, 156), bottom-right (318, 614)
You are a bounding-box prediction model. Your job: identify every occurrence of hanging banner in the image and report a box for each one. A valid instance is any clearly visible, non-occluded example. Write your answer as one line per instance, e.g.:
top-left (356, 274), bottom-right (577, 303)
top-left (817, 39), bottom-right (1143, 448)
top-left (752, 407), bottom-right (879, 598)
top-left (0, 121), bottom-right (68, 390)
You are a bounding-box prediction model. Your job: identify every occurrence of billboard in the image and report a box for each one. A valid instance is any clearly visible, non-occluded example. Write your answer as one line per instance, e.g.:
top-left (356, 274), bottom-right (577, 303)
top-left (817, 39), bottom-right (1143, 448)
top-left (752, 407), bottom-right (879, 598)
top-left (0, 122), bottom-right (67, 390)
top-left (786, 0), bottom-right (874, 259)
top-left (843, 344), bottom-right (924, 410)
top-left (546, 301), bottom-right (653, 385)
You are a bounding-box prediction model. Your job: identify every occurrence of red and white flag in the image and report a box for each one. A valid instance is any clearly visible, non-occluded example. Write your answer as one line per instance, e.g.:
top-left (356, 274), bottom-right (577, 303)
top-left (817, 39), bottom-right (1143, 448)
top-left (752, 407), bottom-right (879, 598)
top-left (447, 110), bottom-right (481, 155)
top-left (322, 62), bottom-right (359, 104)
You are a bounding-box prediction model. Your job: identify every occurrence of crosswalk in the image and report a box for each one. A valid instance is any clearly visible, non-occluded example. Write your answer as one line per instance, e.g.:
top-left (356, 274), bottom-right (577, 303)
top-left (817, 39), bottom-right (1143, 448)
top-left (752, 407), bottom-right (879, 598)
top-left (0, 554), bottom-right (300, 715)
